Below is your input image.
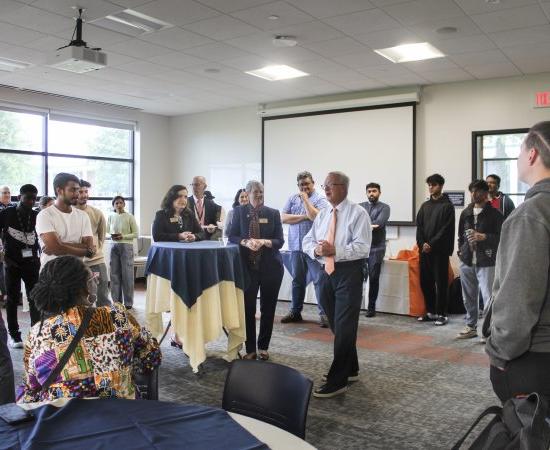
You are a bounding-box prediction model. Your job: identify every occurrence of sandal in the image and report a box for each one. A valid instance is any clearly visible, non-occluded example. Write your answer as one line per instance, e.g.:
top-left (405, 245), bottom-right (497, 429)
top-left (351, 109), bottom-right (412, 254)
top-left (258, 350), bottom-right (269, 361)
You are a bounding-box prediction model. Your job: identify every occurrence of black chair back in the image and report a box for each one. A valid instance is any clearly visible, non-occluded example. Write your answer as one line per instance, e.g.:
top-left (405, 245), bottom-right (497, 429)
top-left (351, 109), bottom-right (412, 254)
top-left (134, 367), bottom-right (159, 400)
top-left (222, 360), bottom-right (313, 439)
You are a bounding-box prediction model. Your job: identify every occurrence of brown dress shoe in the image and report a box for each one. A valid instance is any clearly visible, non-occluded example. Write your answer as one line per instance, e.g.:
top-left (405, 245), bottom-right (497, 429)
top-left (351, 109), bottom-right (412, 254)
top-left (243, 352), bottom-right (257, 360)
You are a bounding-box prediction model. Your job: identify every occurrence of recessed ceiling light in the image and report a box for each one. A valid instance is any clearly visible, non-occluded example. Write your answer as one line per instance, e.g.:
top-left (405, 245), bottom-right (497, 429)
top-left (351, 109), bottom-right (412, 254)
top-left (0, 57), bottom-right (32, 72)
top-left (92, 9), bottom-right (172, 36)
top-left (436, 26), bottom-right (457, 34)
top-left (245, 64), bottom-right (309, 81)
top-left (268, 15), bottom-right (279, 20)
top-left (374, 42), bottom-right (445, 63)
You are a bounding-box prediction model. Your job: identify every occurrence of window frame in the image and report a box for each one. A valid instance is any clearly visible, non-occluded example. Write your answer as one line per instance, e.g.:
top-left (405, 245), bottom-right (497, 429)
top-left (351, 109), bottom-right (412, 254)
top-left (471, 128), bottom-right (529, 199)
top-left (0, 106), bottom-right (135, 212)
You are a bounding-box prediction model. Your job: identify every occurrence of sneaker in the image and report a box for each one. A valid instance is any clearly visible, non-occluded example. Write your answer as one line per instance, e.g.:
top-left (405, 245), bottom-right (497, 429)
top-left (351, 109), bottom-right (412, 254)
top-left (457, 326), bottom-right (478, 339)
top-left (322, 372), bottom-right (359, 383)
top-left (434, 315), bottom-right (449, 326)
top-left (9, 336), bottom-right (23, 349)
top-left (365, 310), bottom-right (376, 318)
top-left (479, 336), bottom-right (487, 344)
top-left (281, 311), bottom-right (303, 323)
top-left (417, 313), bottom-right (437, 322)
top-left (313, 384), bottom-right (348, 398)
top-left (319, 314), bottom-right (329, 328)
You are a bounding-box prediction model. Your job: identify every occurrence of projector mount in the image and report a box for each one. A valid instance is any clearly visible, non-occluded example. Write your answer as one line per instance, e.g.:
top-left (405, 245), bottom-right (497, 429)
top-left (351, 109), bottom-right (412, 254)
top-left (57, 7), bottom-right (101, 52)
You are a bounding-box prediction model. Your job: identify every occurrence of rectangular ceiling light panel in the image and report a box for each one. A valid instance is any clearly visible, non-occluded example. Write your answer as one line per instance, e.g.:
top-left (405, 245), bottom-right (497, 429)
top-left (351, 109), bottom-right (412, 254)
top-left (374, 42), bottom-right (444, 63)
top-left (245, 65), bottom-right (309, 81)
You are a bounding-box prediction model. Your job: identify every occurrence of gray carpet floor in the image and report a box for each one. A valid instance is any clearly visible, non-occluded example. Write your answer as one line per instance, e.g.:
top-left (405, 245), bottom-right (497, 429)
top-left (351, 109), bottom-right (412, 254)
top-left (8, 283), bottom-right (497, 450)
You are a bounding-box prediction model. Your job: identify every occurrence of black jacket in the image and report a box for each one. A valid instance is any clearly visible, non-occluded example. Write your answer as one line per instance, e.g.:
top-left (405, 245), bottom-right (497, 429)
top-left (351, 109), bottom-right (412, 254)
top-left (457, 203), bottom-right (504, 267)
top-left (0, 205), bottom-right (40, 267)
top-left (152, 208), bottom-right (204, 242)
top-left (416, 194), bottom-right (455, 256)
top-left (491, 191), bottom-right (516, 219)
top-left (187, 196), bottom-right (221, 240)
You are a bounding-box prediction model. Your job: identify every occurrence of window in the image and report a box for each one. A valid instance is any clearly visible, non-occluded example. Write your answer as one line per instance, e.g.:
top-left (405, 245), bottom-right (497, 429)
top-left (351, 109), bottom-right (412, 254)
top-left (472, 129), bottom-right (529, 206)
top-left (0, 106), bottom-right (134, 214)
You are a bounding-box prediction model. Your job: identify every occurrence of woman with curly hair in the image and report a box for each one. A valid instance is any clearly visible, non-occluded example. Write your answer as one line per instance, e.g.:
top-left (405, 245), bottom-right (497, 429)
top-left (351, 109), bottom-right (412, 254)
top-left (17, 255), bottom-right (161, 404)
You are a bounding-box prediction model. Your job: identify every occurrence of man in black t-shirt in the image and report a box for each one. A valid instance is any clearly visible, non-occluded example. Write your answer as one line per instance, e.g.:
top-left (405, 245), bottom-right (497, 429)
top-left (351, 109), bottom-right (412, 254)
top-left (0, 184), bottom-right (40, 348)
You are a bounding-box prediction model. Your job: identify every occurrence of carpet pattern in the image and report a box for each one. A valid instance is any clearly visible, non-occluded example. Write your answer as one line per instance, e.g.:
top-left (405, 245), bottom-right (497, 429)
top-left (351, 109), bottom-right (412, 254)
top-left (8, 284), bottom-right (497, 450)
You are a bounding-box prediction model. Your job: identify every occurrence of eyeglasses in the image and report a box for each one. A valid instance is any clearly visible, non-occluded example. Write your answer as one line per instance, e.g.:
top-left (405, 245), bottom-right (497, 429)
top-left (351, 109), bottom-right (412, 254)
top-left (189, 183), bottom-right (204, 187)
top-left (322, 183), bottom-right (344, 190)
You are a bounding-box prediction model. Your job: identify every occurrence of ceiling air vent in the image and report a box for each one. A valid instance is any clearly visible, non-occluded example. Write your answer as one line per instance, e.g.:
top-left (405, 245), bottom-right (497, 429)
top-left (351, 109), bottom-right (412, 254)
top-left (91, 9), bottom-right (173, 36)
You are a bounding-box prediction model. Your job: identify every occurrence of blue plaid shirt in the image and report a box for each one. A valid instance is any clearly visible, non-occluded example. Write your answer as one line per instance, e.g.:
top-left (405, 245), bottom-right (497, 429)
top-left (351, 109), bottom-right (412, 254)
top-left (282, 191), bottom-right (328, 251)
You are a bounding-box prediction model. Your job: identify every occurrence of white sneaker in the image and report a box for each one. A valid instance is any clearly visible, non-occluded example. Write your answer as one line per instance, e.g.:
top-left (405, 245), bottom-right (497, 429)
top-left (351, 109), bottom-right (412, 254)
top-left (9, 337), bottom-right (23, 348)
top-left (457, 326), bottom-right (477, 339)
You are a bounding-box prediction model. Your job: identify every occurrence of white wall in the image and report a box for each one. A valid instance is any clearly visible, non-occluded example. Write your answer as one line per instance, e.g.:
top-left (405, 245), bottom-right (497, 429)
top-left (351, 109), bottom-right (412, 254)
top-left (0, 87), bottom-right (171, 233)
top-left (169, 72), bottom-right (550, 254)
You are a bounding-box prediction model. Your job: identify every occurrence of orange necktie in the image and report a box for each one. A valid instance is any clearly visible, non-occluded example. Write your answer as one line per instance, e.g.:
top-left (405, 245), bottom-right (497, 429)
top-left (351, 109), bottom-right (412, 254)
top-left (324, 208), bottom-right (337, 275)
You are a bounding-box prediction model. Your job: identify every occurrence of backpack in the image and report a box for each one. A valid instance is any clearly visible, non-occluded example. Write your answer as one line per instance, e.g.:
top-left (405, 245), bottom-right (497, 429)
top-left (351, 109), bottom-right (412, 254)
top-left (452, 393), bottom-right (550, 450)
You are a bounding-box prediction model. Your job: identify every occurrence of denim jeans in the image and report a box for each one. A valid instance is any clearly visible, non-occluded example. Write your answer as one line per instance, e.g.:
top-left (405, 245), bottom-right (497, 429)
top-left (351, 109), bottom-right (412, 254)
top-left (110, 243), bottom-right (134, 307)
top-left (459, 262), bottom-right (494, 328)
top-left (0, 312), bottom-right (15, 405)
top-left (289, 251), bottom-right (325, 316)
top-left (88, 262), bottom-right (111, 307)
top-left (363, 248), bottom-right (385, 311)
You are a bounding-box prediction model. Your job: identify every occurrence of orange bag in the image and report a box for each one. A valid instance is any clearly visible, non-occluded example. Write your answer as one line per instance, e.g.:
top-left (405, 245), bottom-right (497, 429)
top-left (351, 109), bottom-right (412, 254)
top-left (392, 246), bottom-right (455, 317)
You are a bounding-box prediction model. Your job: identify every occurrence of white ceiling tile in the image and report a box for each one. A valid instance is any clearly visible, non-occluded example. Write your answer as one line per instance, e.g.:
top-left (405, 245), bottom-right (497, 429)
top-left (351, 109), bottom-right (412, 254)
top-left (353, 28), bottom-right (422, 49)
top-left (133, 0), bottom-right (219, 26)
top-left (231, 1), bottom-right (315, 30)
top-left (0, 23), bottom-right (47, 46)
top-left (500, 42), bottom-right (550, 60)
top-left (332, 49), bottom-right (392, 69)
top-left (381, 0), bottom-right (465, 26)
top-left (323, 8), bottom-right (401, 35)
top-left (53, 24), bottom-right (132, 48)
top-left (225, 31), bottom-right (278, 53)
top-left (102, 52), bottom-right (139, 66)
top-left (335, 78), bottom-right (388, 90)
top-left (191, 0), bottom-right (273, 14)
top-left (183, 42), bottom-right (252, 61)
top-left (259, 46), bottom-right (323, 64)
top-left (0, 6), bottom-right (76, 34)
top-left (147, 51), bottom-right (207, 69)
top-left (116, 60), bottom-right (172, 75)
top-left (419, 67), bottom-right (474, 83)
top-left (465, 61), bottom-right (522, 79)
top-left (449, 49), bottom-right (510, 66)
top-left (107, 0), bottom-right (153, 7)
top-left (29, 0), bottom-right (124, 21)
top-left (290, 58), bottom-right (351, 74)
top-left (221, 54), bottom-right (277, 71)
top-left (408, 15), bottom-right (483, 41)
top-left (429, 35), bottom-right (497, 55)
top-left (85, 67), bottom-right (154, 86)
top-left (183, 15), bottom-right (260, 40)
top-left (302, 37), bottom-right (368, 57)
top-left (453, 0), bottom-right (537, 16)
top-left (0, 0), bottom-right (27, 15)
top-left (139, 27), bottom-right (213, 50)
top-left (285, 0), bottom-right (375, 19)
top-left (505, 57), bottom-right (550, 74)
top-left (489, 24), bottom-right (550, 47)
top-left (107, 39), bottom-right (173, 58)
top-left (403, 58), bottom-right (458, 73)
top-left (0, 42), bottom-right (48, 65)
top-left (315, 68), bottom-right (371, 83)
top-left (470, 5), bottom-right (548, 33)
top-left (22, 35), bottom-right (68, 52)
top-left (267, 20), bottom-right (344, 44)
top-left (370, 0), bottom-right (413, 6)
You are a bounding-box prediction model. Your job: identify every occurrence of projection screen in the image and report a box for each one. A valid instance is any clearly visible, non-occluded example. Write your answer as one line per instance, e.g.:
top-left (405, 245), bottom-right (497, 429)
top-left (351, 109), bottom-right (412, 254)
top-left (262, 103), bottom-right (416, 224)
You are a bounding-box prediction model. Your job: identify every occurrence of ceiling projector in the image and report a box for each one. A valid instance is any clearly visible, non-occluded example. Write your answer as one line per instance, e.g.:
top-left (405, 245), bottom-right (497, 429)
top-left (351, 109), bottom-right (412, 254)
top-left (48, 8), bottom-right (107, 74)
top-left (50, 46), bottom-right (107, 74)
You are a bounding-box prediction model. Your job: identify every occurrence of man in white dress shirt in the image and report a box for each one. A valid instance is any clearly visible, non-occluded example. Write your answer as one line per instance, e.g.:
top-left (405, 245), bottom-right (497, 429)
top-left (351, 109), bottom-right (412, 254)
top-left (303, 171), bottom-right (371, 398)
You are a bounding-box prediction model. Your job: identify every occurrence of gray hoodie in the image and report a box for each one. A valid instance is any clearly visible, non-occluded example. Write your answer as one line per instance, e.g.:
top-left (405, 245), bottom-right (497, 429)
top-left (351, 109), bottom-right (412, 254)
top-left (485, 177), bottom-right (550, 368)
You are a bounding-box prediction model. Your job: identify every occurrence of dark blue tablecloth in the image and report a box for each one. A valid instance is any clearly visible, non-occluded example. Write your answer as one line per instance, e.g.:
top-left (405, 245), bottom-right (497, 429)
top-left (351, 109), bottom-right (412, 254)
top-left (145, 241), bottom-right (245, 308)
top-left (0, 399), bottom-right (268, 450)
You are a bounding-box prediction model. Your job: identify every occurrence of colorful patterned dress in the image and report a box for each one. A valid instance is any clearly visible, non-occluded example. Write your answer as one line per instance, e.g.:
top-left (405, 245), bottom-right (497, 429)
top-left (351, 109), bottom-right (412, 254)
top-left (17, 303), bottom-right (161, 403)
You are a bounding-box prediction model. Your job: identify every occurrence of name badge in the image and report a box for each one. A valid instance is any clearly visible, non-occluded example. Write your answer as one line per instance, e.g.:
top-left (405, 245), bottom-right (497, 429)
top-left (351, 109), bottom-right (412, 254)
top-left (259, 218), bottom-right (268, 224)
top-left (22, 249), bottom-right (33, 258)
top-left (170, 217), bottom-right (179, 223)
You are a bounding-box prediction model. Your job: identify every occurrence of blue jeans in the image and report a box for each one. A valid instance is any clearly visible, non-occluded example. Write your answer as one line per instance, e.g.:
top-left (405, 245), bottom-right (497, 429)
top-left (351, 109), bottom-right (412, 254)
top-left (289, 251), bottom-right (325, 316)
top-left (0, 312), bottom-right (15, 404)
top-left (89, 263), bottom-right (111, 307)
top-left (459, 262), bottom-right (494, 328)
top-left (110, 243), bottom-right (134, 308)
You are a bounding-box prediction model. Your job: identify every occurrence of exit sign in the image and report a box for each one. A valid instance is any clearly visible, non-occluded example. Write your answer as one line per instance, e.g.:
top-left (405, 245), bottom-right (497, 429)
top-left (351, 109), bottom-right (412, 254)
top-left (535, 91), bottom-right (550, 108)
